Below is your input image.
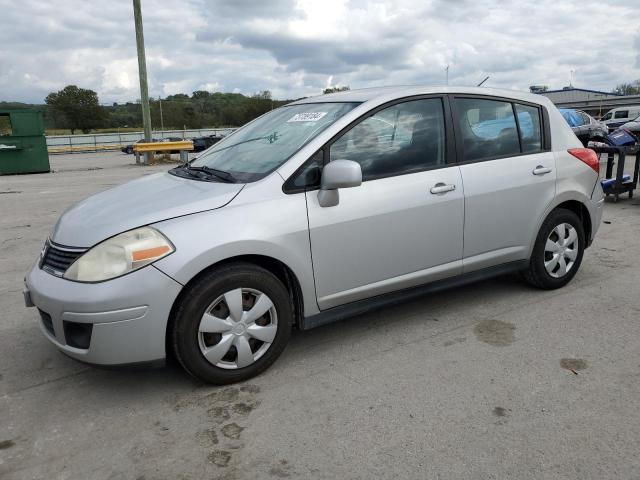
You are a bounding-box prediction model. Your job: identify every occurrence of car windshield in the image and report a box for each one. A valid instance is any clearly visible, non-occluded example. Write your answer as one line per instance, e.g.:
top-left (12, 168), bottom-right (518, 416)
top-left (188, 102), bottom-right (359, 182)
top-left (559, 108), bottom-right (583, 127)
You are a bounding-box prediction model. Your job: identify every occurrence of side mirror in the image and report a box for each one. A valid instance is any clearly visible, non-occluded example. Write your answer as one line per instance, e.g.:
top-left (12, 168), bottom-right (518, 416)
top-left (317, 160), bottom-right (362, 207)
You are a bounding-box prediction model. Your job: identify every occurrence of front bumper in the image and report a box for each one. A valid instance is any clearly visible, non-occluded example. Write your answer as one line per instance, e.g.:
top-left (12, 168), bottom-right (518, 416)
top-left (25, 263), bottom-right (182, 365)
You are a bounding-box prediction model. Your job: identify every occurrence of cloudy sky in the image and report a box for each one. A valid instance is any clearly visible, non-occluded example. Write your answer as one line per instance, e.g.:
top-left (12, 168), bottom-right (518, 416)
top-left (1, 0), bottom-right (639, 103)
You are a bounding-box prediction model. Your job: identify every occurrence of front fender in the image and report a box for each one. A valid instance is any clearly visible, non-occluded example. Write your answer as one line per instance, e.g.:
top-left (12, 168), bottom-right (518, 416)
top-left (151, 191), bottom-right (320, 316)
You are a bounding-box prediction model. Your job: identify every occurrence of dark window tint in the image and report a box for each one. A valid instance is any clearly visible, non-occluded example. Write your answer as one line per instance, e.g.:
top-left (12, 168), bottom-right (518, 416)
top-left (515, 104), bottom-right (542, 153)
top-left (330, 98), bottom-right (445, 181)
top-left (614, 110), bottom-right (628, 119)
top-left (454, 98), bottom-right (520, 162)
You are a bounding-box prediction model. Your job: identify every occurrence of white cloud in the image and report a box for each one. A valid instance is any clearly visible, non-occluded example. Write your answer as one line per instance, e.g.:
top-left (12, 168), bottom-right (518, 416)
top-left (0, 0), bottom-right (638, 103)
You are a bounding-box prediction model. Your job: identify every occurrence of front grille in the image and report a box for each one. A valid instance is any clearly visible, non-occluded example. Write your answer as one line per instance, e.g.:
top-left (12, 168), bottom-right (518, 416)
top-left (38, 309), bottom-right (54, 336)
top-left (40, 241), bottom-right (86, 277)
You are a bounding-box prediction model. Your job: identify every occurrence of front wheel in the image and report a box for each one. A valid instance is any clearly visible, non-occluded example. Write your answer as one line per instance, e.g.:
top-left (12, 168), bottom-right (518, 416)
top-left (171, 263), bottom-right (293, 384)
top-left (523, 208), bottom-right (585, 289)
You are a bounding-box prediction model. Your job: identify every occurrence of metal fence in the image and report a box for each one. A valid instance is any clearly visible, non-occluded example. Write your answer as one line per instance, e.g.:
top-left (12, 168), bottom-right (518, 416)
top-left (46, 128), bottom-right (237, 154)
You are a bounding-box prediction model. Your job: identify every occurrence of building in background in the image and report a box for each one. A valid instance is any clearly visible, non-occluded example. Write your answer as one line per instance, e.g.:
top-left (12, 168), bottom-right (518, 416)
top-left (532, 87), bottom-right (640, 118)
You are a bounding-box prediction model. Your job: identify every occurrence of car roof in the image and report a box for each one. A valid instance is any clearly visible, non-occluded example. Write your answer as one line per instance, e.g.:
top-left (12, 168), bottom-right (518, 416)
top-left (289, 85), bottom-right (549, 106)
top-left (608, 105), bottom-right (640, 111)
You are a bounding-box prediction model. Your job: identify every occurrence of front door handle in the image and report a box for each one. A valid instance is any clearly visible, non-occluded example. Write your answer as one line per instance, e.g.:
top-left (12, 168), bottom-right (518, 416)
top-left (532, 165), bottom-right (552, 175)
top-left (430, 183), bottom-right (456, 194)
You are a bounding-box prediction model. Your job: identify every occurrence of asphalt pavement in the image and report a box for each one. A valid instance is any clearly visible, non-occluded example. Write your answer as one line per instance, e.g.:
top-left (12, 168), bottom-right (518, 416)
top-left (1, 151), bottom-right (639, 479)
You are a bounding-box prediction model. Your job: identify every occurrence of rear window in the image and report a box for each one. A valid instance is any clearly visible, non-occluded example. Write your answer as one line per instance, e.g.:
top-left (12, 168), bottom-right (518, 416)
top-left (559, 109), bottom-right (584, 127)
top-left (453, 98), bottom-right (543, 162)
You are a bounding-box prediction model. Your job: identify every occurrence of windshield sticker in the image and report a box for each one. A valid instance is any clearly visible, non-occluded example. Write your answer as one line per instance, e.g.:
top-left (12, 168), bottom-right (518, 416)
top-left (287, 112), bottom-right (327, 123)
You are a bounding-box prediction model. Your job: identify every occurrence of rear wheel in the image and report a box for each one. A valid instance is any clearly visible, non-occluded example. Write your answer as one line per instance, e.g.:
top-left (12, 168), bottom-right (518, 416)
top-left (523, 208), bottom-right (585, 289)
top-left (171, 263), bottom-right (292, 384)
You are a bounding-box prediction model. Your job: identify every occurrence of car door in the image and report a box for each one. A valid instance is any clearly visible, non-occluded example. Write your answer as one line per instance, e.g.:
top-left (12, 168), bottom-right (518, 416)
top-left (451, 96), bottom-right (556, 271)
top-left (305, 97), bottom-right (464, 310)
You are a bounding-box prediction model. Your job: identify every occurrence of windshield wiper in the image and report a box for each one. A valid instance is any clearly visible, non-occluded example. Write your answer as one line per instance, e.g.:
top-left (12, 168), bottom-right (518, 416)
top-left (206, 133), bottom-right (280, 154)
top-left (179, 164), bottom-right (237, 183)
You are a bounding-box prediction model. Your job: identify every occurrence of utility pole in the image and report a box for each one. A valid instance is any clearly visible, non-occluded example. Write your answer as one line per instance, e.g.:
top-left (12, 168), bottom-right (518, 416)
top-left (133, 0), bottom-right (152, 164)
top-left (159, 96), bottom-right (164, 136)
top-left (445, 65), bottom-right (449, 86)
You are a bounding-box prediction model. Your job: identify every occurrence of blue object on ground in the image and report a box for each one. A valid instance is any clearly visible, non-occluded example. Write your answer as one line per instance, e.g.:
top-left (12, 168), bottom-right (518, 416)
top-left (601, 174), bottom-right (632, 191)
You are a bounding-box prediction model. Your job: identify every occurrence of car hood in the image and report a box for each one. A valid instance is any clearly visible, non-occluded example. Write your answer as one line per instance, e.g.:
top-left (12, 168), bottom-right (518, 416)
top-left (621, 121), bottom-right (640, 130)
top-left (50, 172), bottom-right (244, 247)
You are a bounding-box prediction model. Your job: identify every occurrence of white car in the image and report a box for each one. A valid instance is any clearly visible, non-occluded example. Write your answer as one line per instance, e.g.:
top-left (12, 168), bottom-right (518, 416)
top-left (601, 105), bottom-right (640, 131)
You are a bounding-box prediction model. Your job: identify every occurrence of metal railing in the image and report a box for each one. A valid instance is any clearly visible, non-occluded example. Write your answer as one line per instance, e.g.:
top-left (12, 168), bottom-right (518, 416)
top-left (45, 128), bottom-right (236, 154)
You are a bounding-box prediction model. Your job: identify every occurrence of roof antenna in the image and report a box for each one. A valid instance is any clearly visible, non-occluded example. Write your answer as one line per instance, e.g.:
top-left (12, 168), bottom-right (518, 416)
top-left (477, 76), bottom-right (490, 87)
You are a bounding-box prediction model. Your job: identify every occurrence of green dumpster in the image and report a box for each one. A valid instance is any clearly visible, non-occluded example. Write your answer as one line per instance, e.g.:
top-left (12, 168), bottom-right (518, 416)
top-left (0, 108), bottom-right (50, 175)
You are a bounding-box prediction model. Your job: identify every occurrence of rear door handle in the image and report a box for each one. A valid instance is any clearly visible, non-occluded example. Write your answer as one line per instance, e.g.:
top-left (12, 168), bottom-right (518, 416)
top-left (532, 165), bottom-right (552, 175)
top-left (430, 183), bottom-right (456, 194)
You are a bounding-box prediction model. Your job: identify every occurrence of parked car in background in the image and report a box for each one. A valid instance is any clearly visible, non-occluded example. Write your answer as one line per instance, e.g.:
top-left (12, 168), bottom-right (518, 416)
top-left (559, 108), bottom-right (609, 146)
top-left (121, 137), bottom-right (183, 154)
top-left (619, 115), bottom-right (640, 136)
top-left (193, 134), bottom-right (223, 152)
top-left (24, 86), bottom-right (604, 384)
top-left (601, 106), bottom-right (640, 132)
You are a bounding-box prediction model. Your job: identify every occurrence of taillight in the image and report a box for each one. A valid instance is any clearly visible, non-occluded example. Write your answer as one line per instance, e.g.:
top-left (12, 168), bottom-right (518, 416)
top-left (568, 148), bottom-right (599, 174)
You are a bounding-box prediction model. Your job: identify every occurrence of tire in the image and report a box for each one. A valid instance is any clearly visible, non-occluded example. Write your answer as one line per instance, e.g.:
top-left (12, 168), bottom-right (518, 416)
top-left (523, 208), bottom-right (585, 290)
top-left (171, 262), bottom-right (293, 384)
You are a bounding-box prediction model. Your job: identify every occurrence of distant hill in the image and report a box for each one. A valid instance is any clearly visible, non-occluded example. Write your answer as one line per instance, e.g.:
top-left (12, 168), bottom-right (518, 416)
top-left (1, 91), bottom-right (298, 133)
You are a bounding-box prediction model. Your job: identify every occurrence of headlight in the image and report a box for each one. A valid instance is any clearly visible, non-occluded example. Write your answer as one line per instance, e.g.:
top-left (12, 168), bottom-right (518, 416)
top-left (63, 227), bottom-right (174, 282)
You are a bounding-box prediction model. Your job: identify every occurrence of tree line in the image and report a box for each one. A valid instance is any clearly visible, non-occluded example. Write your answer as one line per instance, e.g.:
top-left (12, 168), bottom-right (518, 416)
top-left (613, 80), bottom-right (640, 96)
top-left (31, 85), bottom-right (351, 134)
top-left (37, 85), bottom-right (298, 134)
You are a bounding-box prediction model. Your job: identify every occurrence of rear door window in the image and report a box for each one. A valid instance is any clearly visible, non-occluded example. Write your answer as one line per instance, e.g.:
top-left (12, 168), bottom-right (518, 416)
top-left (614, 110), bottom-right (629, 119)
top-left (453, 98), bottom-right (521, 162)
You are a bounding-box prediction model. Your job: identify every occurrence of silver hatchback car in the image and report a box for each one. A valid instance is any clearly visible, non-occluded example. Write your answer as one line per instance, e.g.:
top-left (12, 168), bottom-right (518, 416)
top-left (25, 86), bottom-right (604, 384)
